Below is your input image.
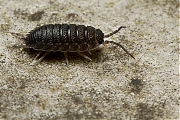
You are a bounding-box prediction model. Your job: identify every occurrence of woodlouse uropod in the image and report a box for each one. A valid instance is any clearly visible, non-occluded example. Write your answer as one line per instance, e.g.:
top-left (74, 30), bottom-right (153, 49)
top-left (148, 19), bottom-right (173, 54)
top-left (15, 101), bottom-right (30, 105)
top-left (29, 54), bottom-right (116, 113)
top-left (24, 24), bottom-right (135, 65)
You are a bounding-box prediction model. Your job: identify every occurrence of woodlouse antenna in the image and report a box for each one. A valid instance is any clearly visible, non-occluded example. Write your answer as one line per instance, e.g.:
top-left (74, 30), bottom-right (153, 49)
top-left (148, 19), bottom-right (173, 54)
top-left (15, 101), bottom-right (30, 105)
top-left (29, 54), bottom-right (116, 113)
top-left (104, 40), bottom-right (135, 59)
top-left (104, 26), bottom-right (135, 59)
top-left (104, 26), bottom-right (126, 38)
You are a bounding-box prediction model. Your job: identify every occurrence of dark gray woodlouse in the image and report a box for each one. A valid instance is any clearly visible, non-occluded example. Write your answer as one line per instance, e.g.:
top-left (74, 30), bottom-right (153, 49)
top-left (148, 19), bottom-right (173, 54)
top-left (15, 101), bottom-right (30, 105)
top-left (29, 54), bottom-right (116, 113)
top-left (25, 24), bottom-right (134, 65)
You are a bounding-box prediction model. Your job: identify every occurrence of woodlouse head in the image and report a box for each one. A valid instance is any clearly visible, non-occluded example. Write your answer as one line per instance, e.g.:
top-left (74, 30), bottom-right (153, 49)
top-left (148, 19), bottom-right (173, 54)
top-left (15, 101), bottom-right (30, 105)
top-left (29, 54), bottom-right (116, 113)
top-left (95, 29), bottom-right (104, 44)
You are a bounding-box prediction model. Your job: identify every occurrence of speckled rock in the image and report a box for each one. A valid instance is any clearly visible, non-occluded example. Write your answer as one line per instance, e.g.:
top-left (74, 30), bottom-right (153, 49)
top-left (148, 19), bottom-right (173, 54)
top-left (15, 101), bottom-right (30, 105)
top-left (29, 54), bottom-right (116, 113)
top-left (0, 0), bottom-right (179, 119)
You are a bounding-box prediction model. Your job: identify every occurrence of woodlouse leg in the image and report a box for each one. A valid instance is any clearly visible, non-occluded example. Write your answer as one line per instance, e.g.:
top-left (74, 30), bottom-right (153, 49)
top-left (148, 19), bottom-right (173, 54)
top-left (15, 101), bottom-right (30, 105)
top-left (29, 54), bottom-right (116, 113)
top-left (88, 51), bottom-right (91, 55)
top-left (104, 40), bottom-right (135, 59)
top-left (77, 52), bottom-right (92, 61)
top-left (30, 51), bottom-right (43, 65)
top-left (64, 52), bottom-right (69, 65)
top-left (31, 51), bottom-right (50, 65)
top-left (33, 51), bottom-right (43, 60)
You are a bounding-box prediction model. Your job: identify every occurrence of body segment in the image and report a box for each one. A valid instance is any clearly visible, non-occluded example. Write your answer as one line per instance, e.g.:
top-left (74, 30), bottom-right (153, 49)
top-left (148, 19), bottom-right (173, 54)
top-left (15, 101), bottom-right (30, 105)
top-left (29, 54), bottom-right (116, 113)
top-left (25, 24), bottom-right (104, 52)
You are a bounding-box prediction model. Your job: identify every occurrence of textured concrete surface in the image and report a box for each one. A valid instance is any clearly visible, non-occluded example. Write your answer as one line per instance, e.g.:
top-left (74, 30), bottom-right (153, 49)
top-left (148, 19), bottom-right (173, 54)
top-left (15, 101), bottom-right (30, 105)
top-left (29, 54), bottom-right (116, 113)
top-left (0, 0), bottom-right (179, 119)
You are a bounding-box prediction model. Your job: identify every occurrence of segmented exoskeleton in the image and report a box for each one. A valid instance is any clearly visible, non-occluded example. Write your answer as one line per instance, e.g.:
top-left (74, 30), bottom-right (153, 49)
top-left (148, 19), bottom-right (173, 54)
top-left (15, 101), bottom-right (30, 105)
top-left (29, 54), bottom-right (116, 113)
top-left (25, 24), bottom-right (134, 65)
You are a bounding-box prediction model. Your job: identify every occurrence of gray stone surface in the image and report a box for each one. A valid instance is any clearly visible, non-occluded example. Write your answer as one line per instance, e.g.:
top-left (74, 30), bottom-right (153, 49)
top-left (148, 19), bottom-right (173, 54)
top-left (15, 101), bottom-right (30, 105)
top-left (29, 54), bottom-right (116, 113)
top-left (0, 0), bottom-right (179, 119)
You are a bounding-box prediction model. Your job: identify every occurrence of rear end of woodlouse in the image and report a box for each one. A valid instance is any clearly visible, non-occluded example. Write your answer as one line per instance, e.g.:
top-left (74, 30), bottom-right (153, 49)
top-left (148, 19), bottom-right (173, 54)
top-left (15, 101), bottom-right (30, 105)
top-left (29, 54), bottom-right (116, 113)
top-left (25, 24), bottom-right (134, 65)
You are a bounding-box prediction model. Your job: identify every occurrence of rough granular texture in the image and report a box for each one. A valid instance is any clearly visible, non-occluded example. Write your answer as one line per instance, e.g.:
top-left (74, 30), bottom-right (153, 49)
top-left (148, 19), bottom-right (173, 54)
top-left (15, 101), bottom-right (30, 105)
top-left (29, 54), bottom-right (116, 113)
top-left (0, 0), bottom-right (179, 119)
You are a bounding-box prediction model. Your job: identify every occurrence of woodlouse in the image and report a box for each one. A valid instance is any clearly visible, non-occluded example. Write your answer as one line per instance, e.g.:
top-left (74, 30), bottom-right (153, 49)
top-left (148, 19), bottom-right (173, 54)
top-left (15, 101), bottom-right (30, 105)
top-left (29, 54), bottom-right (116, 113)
top-left (24, 24), bottom-right (134, 65)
